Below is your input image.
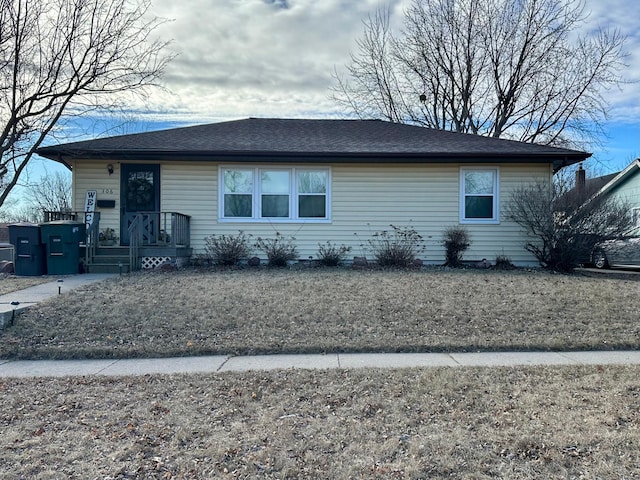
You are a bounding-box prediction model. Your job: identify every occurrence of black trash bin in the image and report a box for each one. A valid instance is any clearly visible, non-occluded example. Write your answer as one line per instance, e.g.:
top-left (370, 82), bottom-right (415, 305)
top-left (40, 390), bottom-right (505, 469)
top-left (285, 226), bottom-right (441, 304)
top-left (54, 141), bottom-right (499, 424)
top-left (8, 223), bottom-right (46, 276)
top-left (40, 221), bottom-right (86, 275)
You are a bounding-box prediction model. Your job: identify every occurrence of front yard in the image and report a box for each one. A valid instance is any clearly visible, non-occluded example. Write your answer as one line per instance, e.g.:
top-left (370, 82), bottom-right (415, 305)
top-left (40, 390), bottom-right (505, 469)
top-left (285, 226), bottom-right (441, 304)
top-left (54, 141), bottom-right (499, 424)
top-left (2, 268), bottom-right (639, 479)
top-left (0, 267), bottom-right (637, 359)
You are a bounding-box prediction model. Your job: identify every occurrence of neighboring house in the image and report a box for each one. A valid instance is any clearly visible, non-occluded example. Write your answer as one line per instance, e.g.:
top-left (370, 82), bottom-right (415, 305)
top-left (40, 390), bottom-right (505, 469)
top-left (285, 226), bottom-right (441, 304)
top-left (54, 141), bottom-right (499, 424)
top-left (594, 159), bottom-right (640, 235)
top-left (35, 118), bottom-right (589, 270)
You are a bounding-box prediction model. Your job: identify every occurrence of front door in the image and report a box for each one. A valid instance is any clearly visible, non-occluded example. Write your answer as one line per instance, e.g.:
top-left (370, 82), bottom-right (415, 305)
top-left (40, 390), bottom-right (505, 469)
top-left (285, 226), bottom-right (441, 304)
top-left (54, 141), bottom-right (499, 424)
top-left (121, 164), bottom-right (160, 245)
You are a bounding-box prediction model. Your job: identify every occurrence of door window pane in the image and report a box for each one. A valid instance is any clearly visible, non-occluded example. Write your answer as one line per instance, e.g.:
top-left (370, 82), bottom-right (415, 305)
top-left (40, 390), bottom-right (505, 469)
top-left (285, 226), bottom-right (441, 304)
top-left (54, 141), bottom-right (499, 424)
top-left (126, 171), bottom-right (155, 211)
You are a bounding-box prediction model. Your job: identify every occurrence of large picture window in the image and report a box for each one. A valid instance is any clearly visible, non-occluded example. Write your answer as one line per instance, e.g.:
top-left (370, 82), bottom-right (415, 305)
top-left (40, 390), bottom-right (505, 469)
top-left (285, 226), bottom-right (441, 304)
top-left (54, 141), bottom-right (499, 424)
top-left (220, 167), bottom-right (330, 222)
top-left (460, 167), bottom-right (499, 224)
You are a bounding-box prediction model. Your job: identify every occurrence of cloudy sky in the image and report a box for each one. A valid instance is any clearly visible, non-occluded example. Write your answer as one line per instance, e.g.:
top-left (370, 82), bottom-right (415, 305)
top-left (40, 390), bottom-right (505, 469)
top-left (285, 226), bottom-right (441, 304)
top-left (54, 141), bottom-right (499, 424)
top-left (33, 0), bottom-right (640, 181)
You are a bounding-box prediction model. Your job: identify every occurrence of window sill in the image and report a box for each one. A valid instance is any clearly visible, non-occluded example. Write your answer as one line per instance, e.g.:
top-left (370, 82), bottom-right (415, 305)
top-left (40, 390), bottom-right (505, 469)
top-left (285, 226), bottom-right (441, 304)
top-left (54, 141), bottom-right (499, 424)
top-left (218, 218), bottom-right (332, 224)
top-left (460, 218), bottom-right (500, 225)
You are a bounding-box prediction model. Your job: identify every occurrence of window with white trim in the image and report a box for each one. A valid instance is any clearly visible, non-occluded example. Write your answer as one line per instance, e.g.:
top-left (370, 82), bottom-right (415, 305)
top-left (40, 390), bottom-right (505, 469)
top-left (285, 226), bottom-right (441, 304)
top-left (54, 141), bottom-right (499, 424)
top-left (632, 207), bottom-right (640, 228)
top-left (220, 167), bottom-right (330, 221)
top-left (460, 167), bottom-right (499, 224)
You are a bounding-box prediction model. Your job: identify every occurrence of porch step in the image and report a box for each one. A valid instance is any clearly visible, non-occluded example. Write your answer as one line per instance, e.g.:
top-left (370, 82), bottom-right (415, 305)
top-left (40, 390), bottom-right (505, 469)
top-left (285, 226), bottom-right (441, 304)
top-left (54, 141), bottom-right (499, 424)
top-left (86, 263), bottom-right (130, 274)
top-left (86, 246), bottom-right (130, 274)
top-left (96, 246), bottom-right (129, 256)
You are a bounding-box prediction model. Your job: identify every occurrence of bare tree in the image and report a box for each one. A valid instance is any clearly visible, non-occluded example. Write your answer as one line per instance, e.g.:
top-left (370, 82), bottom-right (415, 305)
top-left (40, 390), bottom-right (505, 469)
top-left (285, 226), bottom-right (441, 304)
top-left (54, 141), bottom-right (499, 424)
top-left (25, 171), bottom-right (72, 220)
top-left (332, 0), bottom-right (627, 149)
top-left (505, 179), bottom-right (634, 272)
top-left (0, 0), bottom-right (172, 207)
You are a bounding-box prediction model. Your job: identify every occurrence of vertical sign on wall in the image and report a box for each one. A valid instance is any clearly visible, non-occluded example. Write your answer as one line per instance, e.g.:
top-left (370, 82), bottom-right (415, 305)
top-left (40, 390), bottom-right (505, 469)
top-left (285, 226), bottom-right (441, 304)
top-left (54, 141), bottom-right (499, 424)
top-left (84, 190), bottom-right (97, 231)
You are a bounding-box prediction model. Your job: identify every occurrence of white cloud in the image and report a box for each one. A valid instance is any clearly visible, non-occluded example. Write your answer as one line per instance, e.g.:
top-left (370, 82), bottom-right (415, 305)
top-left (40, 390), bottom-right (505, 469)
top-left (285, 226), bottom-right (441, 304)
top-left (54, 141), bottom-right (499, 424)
top-left (140, 0), bottom-right (639, 128)
top-left (145, 0), bottom-right (387, 121)
top-left (582, 0), bottom-right (640, 122)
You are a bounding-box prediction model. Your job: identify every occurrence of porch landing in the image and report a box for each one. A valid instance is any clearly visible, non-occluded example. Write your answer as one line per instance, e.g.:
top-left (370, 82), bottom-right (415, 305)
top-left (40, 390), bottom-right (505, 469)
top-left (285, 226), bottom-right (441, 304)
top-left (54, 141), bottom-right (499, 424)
top-left (82, 246), bottom-right (193, 274)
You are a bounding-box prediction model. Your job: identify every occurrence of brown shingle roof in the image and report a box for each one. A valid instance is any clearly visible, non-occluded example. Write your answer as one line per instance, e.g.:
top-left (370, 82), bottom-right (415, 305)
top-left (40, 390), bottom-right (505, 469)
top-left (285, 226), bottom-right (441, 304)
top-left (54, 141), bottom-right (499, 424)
top-left (36, 118), bottom-right (589, 170)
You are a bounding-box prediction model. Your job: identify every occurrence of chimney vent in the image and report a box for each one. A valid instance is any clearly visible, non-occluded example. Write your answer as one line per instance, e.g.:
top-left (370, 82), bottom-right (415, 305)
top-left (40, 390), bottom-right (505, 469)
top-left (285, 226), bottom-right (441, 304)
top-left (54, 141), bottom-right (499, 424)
top-left (576, 164), bottom-right (586, 193)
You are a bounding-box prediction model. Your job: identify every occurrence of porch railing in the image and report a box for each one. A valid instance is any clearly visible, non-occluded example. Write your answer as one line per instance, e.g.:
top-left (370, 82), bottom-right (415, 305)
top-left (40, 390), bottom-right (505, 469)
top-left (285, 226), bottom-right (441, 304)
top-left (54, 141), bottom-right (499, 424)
top-left (85, 212), bottom-right (101, 268)
top-left (43, 210), bottom-right (190, 273)
top-left (127, 212), bottom-right (190, 272)
top-left (128, 212), bottom-right (191, 247)
top-left (44, 211), bottom-right (81, 222)
top-left (128, 215), bottom-right (142, 272)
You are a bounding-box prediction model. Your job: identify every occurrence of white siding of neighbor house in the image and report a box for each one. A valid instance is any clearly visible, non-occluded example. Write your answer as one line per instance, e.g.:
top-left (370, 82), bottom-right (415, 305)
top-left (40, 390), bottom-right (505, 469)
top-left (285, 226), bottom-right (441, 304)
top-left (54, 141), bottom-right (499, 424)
top-left (607, 169), bottom-right (640, 209)
top-left (72, 160), bottom-right (552, 265)
top-left (605, 167), bottom-right (640, 234)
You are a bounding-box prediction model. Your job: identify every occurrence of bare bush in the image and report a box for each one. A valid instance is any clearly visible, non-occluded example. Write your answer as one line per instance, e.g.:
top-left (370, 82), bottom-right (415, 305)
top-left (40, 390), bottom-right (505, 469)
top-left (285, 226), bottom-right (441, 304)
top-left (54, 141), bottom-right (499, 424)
top-left (204, 232), bottom-right (252, 266)
top-left (255, 233), bottom-right (298, 267)
top-left (317, 241), bottom-right (351, 266)
top-left (365, 225), bottom-right (425, 267)
top-left (506, 181), bottom-right (634, 272)
top-left (442, 226), bottom-right (471, 267)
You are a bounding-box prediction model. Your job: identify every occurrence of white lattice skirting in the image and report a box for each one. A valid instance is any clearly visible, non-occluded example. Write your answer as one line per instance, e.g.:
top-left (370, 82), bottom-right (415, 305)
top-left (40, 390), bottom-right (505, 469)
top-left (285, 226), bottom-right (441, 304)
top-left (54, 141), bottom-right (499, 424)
top-left (142, 256), bottom-right (171, 269)
top-left (141, 256), bottom-right (190, 269)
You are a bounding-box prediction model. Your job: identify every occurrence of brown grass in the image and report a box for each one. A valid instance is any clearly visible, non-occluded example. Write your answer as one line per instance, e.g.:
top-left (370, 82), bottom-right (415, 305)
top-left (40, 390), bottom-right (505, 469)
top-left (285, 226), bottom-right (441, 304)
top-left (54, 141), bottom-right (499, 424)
top-left (1, 365), bottom-right (638, 479)
top-left (0, 274), bottom-right (52, 296)
top-left (1, 268), bottom-right (638, 359)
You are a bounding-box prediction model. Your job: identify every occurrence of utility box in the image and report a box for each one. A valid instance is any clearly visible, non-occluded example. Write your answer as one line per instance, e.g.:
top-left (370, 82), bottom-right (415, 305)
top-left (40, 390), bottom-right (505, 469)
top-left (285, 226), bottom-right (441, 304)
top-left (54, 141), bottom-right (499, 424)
top-left (40, 221), bottom-right (86, 275)
top-left (8, 223), bottom-right (46, 276)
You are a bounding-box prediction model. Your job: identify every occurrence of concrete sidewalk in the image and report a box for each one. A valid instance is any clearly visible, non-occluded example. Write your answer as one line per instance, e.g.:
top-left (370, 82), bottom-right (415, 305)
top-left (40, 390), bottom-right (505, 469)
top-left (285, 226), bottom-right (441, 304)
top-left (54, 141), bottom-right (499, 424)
top-left (2, 350), bottom-right (640, 378)
top-left (1, 273), bottom-right (639, 378)
top-left (0, 273), bottom-right (117, 327)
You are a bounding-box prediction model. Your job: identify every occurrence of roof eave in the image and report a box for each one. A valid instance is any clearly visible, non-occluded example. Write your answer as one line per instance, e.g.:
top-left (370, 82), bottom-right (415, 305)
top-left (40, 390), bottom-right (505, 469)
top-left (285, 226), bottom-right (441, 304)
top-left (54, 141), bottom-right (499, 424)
top-left (36, 148), bottom-right (591, 166)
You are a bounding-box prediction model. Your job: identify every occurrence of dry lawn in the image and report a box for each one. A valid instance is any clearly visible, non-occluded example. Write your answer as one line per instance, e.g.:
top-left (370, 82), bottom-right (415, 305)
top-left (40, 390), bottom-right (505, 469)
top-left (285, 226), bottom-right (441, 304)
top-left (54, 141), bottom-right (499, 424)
top-left (0, 274), bottom-right (52, 296)
top-left (1, 268), bottom-right (638, 359)
top-left (1, 365), bottom-right (639, 479)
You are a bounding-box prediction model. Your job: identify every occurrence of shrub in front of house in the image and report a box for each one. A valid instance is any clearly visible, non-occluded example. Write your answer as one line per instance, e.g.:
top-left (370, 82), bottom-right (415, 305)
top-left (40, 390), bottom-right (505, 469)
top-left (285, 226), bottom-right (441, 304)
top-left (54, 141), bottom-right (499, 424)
top-left (442, 226), bottom-right (471, 267)
top-left (204, 231), bottom-right (252, 266)
top-left (366, 224), bottom-right (425, 267)
top-left (494, 254), bottom-right (516, 270)
top-left (255, 233), bottom-right (298, 267)
top-left (317, 241), bottom-right (352, 266)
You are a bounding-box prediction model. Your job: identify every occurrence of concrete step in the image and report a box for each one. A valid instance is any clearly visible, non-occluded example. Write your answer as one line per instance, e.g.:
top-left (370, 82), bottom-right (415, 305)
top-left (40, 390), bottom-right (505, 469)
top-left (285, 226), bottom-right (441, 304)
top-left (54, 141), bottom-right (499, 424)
top-left (91, 255), bottom-right (130, 265)
top-left (86, 263), bottom-right (130, 274)
top-left (96, 246), bottom-right (129, 256)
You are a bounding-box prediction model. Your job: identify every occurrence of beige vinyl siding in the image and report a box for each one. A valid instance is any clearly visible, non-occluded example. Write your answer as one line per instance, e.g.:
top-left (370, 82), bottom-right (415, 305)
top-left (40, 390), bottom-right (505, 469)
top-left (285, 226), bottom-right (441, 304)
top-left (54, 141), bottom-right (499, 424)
top-left (71, 160), bottom-right (121, 233)
top-left (210, 162), bottom-right (551, 266)
top-left (161, 162), bottom-right (217, 246)
top-left (73, 159), bottom-right (551, 266)
top-left (73, 159), bottom-right (217, 242)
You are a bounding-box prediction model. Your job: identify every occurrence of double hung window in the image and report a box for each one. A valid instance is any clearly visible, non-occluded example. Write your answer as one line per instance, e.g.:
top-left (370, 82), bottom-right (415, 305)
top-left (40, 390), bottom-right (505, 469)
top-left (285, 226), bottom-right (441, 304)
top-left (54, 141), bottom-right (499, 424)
top-left (460, 168), bottom-right (499, 224)
top-left (221, 167), bottom-right (330, 221)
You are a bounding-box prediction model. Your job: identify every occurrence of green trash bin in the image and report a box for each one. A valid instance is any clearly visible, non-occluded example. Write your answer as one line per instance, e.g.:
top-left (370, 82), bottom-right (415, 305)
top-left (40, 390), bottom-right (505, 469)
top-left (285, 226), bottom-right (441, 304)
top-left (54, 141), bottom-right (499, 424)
top-left (40, 221), bottom-right (86, 275)
top-left (8, 223), bottom-right (46, 276)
